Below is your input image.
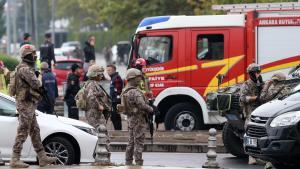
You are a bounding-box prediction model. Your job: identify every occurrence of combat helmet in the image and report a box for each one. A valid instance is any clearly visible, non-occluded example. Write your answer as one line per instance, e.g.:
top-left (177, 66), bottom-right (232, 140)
top-left (87, 65), bottom-right (104, 78)
top-left (20, 44), bottom-right (37, 63)
top-left (271, 72), bottom-right (286, 81)
top-left (126, 68), bottom-right (142, 80)
top-left (247, 63), bottom-right (261, 73)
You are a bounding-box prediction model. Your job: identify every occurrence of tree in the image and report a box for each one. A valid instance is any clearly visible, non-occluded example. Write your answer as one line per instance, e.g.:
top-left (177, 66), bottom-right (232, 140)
top-left (56, 0), bottom-right (89, 31)
top-left (77, 0), bottom-right (194, 30)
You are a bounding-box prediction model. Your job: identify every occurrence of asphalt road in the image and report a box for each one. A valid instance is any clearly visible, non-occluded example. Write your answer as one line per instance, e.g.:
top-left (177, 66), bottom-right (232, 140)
top-left (0, 153), bottom-right (264, 169)
top-left (110, 152), bottom-right (264, 169)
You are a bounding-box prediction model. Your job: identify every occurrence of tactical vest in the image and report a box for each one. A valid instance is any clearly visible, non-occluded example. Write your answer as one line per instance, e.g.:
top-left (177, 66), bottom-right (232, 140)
top-left (0, 74), bottom-right (7, 94)
top-left (138, 74), bottom-right (151, 94)
top-left (14, 64), bottom-right (41, 102)
top-left (119, 86), bottom-right (148, 115)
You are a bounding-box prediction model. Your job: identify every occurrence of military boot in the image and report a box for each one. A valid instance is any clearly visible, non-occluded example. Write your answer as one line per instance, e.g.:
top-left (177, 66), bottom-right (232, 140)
top-left (10, 153), bottom-right (29, 168)
top-left (37, 151), bottom-right (57, 167)
top-left (135, 160), bottom-right (144, 166)
top-left (125, 160), bottom-right (133, 165)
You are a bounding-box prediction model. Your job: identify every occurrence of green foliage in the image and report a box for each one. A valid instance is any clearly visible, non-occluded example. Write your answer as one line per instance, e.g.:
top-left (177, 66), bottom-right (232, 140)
top-left (56, 0), bottom-right (298, 49)
top-left (68, 28), bottom-right (132, 52)
top-left (0, 54), bottom-right (19, 71)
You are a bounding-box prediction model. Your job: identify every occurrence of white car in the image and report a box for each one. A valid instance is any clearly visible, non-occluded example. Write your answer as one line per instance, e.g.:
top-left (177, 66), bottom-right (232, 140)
top-left (0, 93), bottom-right (98, 165)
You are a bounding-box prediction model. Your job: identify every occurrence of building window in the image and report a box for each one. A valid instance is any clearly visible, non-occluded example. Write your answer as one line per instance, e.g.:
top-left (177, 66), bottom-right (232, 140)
top-left (197, 34), bottom-right (224, 60)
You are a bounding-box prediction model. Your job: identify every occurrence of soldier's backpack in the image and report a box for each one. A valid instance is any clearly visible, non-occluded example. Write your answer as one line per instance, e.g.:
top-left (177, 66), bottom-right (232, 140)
top-left (75, 83), bottom-right (88, 111)
top-left (118, 86), bottom-right (137, 114)
top-left (8, 65), bottom-right (25, 96)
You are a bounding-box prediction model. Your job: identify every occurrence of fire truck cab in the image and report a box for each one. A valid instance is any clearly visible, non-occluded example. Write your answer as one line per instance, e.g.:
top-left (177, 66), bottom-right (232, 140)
top-left (129, 2), bottom-right (300, 131)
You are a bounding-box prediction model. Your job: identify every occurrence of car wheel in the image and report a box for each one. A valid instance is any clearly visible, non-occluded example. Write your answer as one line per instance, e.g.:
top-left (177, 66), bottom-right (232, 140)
top-left (165, 102), bottom-right (204, 131)
top-left (222, 122), bottom-right (246, 158)
top-left (43, 137), bottom-right (76, 165)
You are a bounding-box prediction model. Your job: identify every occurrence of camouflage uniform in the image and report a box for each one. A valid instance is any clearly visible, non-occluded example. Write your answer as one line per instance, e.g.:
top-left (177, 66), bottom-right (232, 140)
top-left (85, 80), bottom-right (109, 128)
top-left (122, 68), bottom-right (153, 165)
top-left (240, 79), bottom-right (261, 121)
top-left (11, 44), bottom-right (57, 168)
top-left (13, 62), bottom-right (44, 155)
top-left (260, 72), bottom-right (291, 103)
top-left (85, 65), bottom-right (111, 155)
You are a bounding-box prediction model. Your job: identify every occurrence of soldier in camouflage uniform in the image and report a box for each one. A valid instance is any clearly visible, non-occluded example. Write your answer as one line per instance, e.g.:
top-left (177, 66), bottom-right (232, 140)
top-left (260, 72), bottom-right (291, 103)
top-left (121, 68), bottom-right (153, 166)
top-left (240, 63), bottom-right (263, 165)
top-left (10, 44), bottom-right (57, 168)
top-left (85, 65), bottom-right (110, 128)
top-left (260, 72), bottom-right (291, 169)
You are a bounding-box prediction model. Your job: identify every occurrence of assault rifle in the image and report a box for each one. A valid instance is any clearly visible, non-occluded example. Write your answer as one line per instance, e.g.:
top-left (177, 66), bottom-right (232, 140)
top-left (98, 84), bottom-right (113, 123)
top-left (22, 71), bottom-right (59, 118)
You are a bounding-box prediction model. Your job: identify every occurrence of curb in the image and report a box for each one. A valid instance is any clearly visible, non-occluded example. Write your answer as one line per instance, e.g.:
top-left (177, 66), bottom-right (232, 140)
top-left (111, 142), bottom-right (226, 153)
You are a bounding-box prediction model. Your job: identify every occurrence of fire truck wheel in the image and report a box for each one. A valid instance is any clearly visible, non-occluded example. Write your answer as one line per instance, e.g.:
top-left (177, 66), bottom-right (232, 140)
top-left (164, 102), bottom-right (204, 131)
top-left (222, 122), bottom-right (247, 158)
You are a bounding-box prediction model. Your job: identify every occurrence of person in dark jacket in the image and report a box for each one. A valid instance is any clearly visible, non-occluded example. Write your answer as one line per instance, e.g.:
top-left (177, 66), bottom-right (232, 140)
top-left (37, 62), bottom-right (58, 114)
top-left (20, 33), bottom-right (32, 47)
top-left (64, 64), bottom-right (81, 120)
top-left (83, 35), bottom-right (96, 72)
top-left (106, 64), bottom-right (123, 130)
top-left (39, 33), bottom-right (56, 69)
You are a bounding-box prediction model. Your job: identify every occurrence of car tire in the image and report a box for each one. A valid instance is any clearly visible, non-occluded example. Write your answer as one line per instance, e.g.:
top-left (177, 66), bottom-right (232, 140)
top-left (222, 122), bottom-right (246, 158)
top-left (43, 137), bottom-right (76, 165)
top-left (164, 102), bottom-right (204, 131)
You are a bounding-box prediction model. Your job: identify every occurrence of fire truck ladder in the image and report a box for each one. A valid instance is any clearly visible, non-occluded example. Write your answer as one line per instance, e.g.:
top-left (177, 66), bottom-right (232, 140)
top-left (212, 2), bottom-right (300, 13)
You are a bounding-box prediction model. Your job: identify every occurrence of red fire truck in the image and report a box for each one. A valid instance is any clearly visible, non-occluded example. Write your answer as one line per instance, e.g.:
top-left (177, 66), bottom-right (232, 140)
top-left (129, 2), bottom-right (300, 131)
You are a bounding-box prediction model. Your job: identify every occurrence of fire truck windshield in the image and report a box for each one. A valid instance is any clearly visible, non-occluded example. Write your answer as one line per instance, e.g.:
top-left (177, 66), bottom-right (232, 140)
top-left (137, 36), bottom-right (172, 65)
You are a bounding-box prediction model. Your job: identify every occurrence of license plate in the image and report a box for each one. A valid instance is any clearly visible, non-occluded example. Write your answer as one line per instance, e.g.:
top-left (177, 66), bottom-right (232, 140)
top-left (244, 137), bottom-right (257, 147)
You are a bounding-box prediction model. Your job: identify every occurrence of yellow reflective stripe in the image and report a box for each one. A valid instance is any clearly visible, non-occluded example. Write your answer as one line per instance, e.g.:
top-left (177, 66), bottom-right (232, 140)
top-left (203, 55), bottom-right (245, 95)
top-left (261, 60), bottom-right (300, 73)
top-left (146, 65), bottom-right (198, 76)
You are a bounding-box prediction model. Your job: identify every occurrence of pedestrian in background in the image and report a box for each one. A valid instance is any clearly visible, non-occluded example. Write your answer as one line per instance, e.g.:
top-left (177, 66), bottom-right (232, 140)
top-left (104, 44), bottom-right (112, 64)
top-left (37, 62), bottom-right (58, 114)
top-left (106, 64), bottom-right (123, 130)
top-left (10, 45), bottom-right (56, 168)
top-left (83, 35), bottom-right (96, 73)
top-left (121, 68), bottom-right (153, 166)
top-left (20, 33), bottom-right (32, 47)
top-left (64, 64), bottom-right (81, 120)
top-left (40, 33), bottom-right (56, 69)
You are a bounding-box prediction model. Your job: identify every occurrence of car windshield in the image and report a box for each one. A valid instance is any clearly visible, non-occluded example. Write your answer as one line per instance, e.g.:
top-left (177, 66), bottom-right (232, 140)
top-left (282, 90), bottom-right (300, 101)
top-left (55, 62), bottom-right (82, 70)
